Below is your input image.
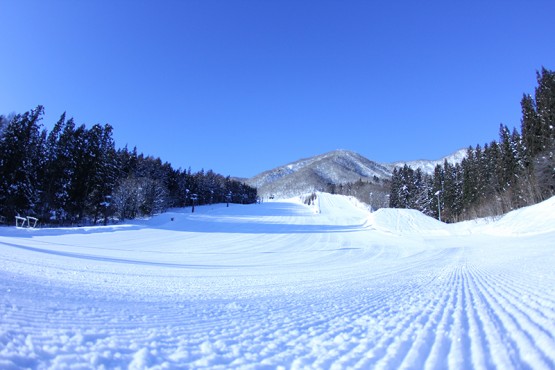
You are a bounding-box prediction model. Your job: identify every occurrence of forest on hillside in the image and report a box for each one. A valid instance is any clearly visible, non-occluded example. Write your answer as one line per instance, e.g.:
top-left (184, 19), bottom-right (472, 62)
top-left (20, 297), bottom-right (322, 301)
top-left (0, 109), bottom-right (257, 226)
top-left (389, 68), bottom-right (555, 222)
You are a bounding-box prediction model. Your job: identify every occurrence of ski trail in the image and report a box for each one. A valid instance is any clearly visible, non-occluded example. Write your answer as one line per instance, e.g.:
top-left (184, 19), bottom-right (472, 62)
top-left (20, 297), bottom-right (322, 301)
top-left (459, 261), bottom-right (489, 369)
top-left (394, 266), bottom-right (457, 370)
top-left (467, 263), bottom-right (554, 369)
top-left (483, 271), bottom-right (555, 365)
top-left (446, 263), bottom-right (472, 370)
top-left (2, 194), bottom-right (555, 368)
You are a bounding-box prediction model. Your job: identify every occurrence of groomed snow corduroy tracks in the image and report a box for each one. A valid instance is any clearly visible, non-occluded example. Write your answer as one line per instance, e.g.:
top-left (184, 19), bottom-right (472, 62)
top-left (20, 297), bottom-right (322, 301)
top-left (1, 193), bottom-right (554, 369)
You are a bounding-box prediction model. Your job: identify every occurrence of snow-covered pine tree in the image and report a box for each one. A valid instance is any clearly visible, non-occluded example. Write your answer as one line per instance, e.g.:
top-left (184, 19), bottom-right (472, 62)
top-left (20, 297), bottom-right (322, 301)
top-left (461, 146), bottom-right (478, 215)
top-left (535, 67), bottom-right (555, 146)
top-left (85, 124), bottom-right (119, 224)
top-left (389, 168), bottom-right (401, 208)
top-left (42, 113), bottom-right (74, 223)
top-left (0, 106), bottom-right (46, 220)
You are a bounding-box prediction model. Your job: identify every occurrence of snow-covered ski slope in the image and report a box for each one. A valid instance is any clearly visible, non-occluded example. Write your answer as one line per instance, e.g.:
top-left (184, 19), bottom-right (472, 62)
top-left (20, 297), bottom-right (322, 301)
top-left (1, 193), bottom-right (555, 369)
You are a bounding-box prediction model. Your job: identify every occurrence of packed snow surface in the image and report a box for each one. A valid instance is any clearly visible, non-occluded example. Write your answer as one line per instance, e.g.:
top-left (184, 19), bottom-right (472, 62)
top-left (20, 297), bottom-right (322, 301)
top-left (1, 193), bottom-right (555, 369)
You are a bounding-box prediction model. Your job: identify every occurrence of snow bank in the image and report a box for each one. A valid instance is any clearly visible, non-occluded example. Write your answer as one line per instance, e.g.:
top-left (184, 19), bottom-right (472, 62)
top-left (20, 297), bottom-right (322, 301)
top-left (355, 194), bottom-right (555, 237)
top-left (369, 208), bottom-right (450, 235)
top-left (481, 196), bottom-right (555, 236)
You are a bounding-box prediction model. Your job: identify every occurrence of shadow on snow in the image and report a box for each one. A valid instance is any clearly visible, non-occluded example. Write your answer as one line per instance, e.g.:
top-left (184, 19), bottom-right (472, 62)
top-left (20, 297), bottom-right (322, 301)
top-left (1, 202), bottom-right (367, 237)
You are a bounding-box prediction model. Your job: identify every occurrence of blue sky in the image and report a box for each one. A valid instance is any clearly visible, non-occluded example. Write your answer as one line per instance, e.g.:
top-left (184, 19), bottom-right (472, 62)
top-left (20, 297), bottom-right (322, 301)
top-left (1, 1), bottom-right (554, 178)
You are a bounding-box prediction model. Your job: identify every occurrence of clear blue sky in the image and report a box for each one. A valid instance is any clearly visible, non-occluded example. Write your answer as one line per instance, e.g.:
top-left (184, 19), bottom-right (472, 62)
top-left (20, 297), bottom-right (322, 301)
top-left (1, 1), bottom-right (554, 178)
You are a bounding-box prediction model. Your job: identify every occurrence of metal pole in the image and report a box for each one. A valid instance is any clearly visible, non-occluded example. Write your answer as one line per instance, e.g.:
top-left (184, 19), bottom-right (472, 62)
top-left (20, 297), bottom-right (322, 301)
top-left (435, 190), bottom-right (442, 222)
top-left (191, 194), bottom-right (198, 213)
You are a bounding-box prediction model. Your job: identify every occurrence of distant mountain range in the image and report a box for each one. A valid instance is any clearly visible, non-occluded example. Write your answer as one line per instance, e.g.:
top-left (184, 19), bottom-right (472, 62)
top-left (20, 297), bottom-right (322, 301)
top-left (246, 149), bottom-right (467, 198)
top-left (390, 148), bottom-right (468, 174)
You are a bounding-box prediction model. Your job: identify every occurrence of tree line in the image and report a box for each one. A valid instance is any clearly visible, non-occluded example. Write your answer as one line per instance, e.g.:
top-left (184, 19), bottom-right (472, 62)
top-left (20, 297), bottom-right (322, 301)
top-left (389, 67), bottom-right (555, 222)
top-left (0, 107), bottom-right (257, 226)
top-left (325, 177), bottom-right (391, 210)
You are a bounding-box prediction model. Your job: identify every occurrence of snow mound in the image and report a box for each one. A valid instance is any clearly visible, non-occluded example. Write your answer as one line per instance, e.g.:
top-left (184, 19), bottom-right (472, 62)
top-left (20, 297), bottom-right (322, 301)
top-left (482, 196), bottom-right (555, 236)
top-left (369, 208), bottom-right (450, 235)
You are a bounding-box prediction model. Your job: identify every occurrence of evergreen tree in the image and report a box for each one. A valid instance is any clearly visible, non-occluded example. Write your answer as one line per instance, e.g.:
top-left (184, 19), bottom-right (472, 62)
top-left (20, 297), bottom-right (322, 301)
top-left (521, 93), bottom-right (541, 157)
top-left (461, 146), bottom-right (478, 213)
top-left (389, 168), bottom-right (401, 208)
top-left (41, 113), bottom-right (84, 223)
top-left (531, 68), bottom-right (555, 199)
top-left (85, 124), bottom-right (119, 224)
top-left (0, 115), bottom-right (8, 136)
top-left (117, 146), bottom-right (139, 177)
top-left (397, 165), bottom-right (414, 209)
top-left (441, 161), bottom-right (463, 222)
top-left (535, 67), bottom-right (555, 145)
top-left (388, 165), bottom-right (433, 215)
top-left (474, 144), bottom-right (486, 204)
top-left (0, 106), bottom-right (46, 219)
top-left (64, 123), bottom-right (90, 222)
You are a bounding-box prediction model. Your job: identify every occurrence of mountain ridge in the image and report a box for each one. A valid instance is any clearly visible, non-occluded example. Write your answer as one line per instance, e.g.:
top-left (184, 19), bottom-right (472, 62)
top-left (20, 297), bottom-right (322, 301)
top-left (246, 149), bottom-right (466, 199)
top-left (389, 148), bottom-right (468, 174)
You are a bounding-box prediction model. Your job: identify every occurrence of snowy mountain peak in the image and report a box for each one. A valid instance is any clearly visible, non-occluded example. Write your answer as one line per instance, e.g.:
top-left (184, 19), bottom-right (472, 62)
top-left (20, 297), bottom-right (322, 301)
top-left (388, 148), bottom-right (468, 173)
top-left (246, 150), bottom-right (392, 198)
top-left (247, 149), bottom-right (466, 198)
